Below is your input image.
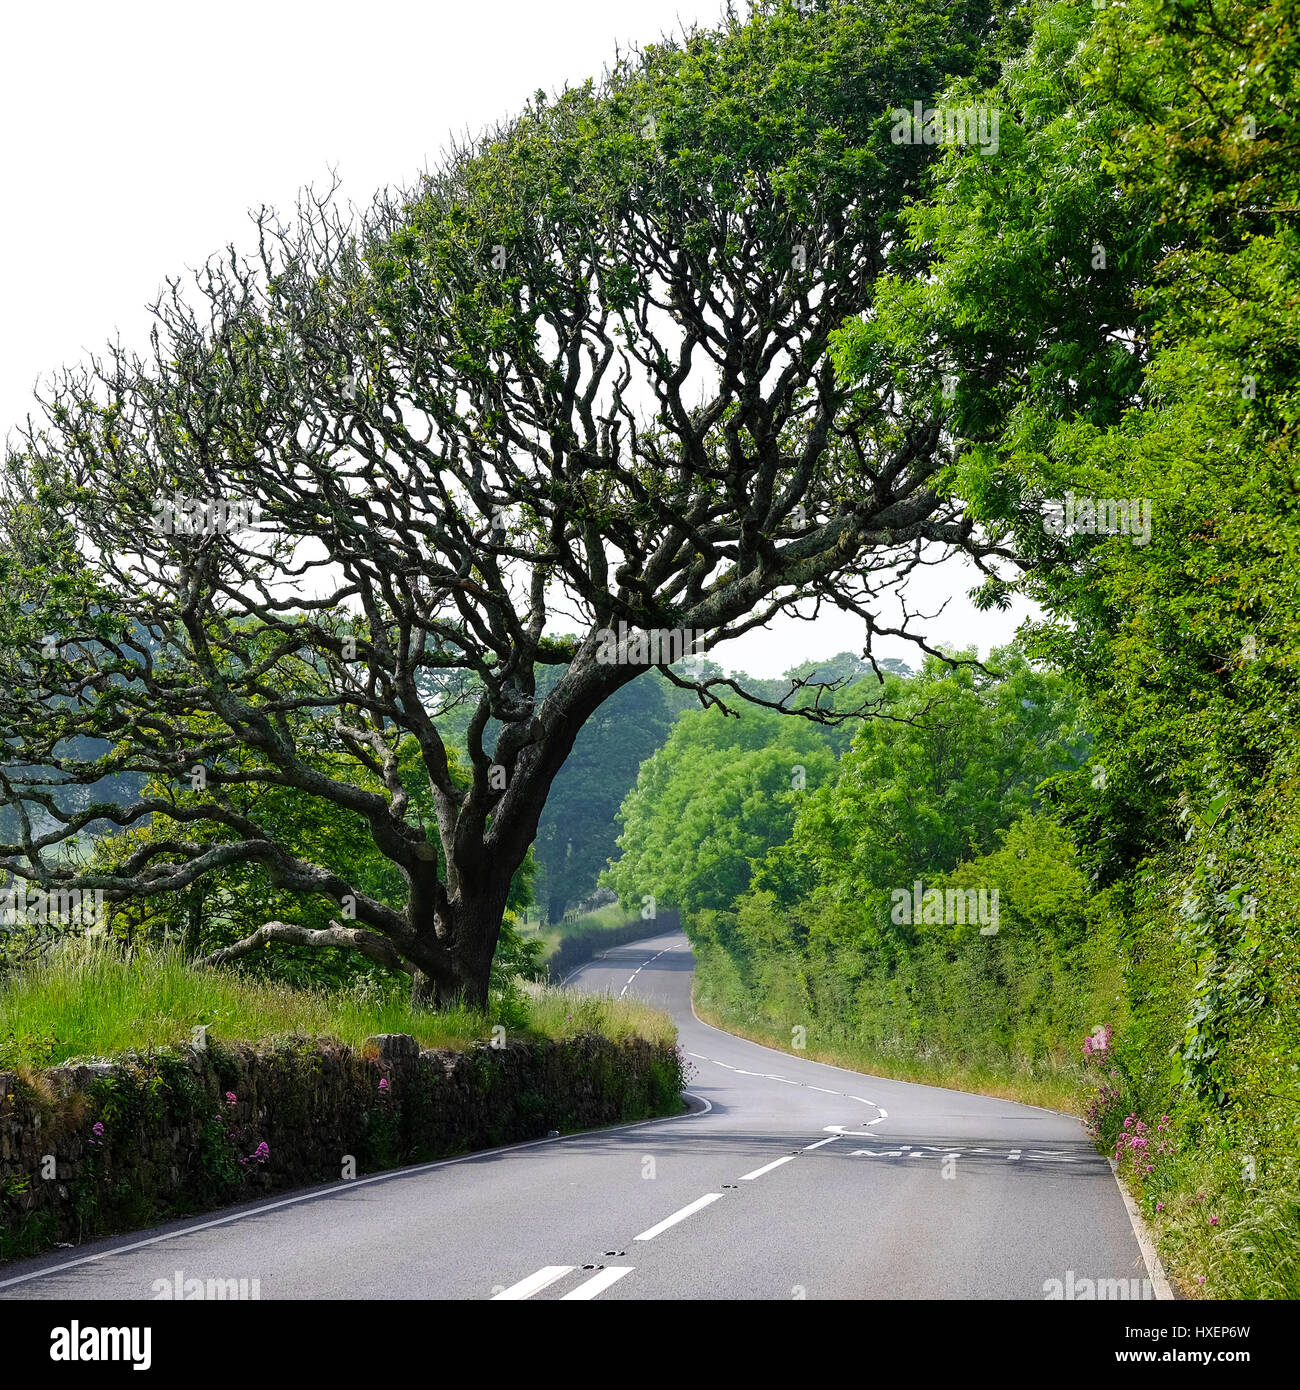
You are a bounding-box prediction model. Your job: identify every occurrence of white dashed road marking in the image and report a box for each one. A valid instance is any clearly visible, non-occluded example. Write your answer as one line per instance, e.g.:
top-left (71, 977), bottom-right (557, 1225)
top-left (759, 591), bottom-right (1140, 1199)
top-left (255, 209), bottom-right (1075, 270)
top-left (619, 945), bottom-right (678, 997)
top-left (633, 1193), bottom-right (724, 1241)
top-left (739, 1155), bottom-right (796, 1181)
top-left (492, 1266), bottom-right (575, 1300)
top-left (561, 1266), bottom-right (635, 1300)
top-left (684, 1052), bottom-right (889, 1127)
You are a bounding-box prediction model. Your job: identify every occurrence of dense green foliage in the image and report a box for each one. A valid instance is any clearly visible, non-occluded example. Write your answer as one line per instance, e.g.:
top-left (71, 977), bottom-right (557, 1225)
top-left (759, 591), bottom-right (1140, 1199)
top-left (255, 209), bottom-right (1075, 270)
top-left (606, 0), bottom-right (1299, 1299)
top-left (2, 0), bottom-right (1296, 1298)
top-left (604, 704), bottom-right (838, 915)
top-left (784, 653), bottom-right (1082, 903)
top-left (609, 652), bottom-right (1093, 1086)
top-left (868, 0), bottom-right (1300, 1294)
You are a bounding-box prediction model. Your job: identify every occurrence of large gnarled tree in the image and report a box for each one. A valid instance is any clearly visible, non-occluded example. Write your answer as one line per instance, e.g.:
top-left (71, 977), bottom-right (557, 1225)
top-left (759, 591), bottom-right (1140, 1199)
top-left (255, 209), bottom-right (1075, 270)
top-left (0, 0), bottom-right (1007, 1004)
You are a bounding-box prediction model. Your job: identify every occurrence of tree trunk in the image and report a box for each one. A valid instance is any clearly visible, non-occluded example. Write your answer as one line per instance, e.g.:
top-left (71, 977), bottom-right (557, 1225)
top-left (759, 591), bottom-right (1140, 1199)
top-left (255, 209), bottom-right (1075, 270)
top-left (405, 661), bottom-right (639, 1008)
top-left (408, 877), bottom-right (512, 1010)
top-left (181, 886), bottom-right (207, 960)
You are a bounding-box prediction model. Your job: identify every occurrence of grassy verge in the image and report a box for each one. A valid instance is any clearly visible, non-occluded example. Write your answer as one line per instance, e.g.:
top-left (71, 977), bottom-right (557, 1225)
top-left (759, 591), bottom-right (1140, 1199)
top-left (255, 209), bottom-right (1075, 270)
top-left (691, 997), bottom-right (1083, 1114)
top-left (0, 939), bottom-right (675, 1070)
top-left (1092, 1059), bottom-right (1300, 1301)
top-left (0, 944), bottom-right (684, 1263)
top-left (695, 960), bottom-right (1300, 1298)
top-left (519, 902), bottom-right (641, 960)
top-left (1109, 1131), bottom-right (1300, 1300)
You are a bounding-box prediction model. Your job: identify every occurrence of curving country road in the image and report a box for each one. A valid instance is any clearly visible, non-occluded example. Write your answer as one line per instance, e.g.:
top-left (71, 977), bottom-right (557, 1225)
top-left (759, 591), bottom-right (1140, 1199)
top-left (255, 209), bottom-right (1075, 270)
top-left (0, 931), bottom-right (1162, 1300)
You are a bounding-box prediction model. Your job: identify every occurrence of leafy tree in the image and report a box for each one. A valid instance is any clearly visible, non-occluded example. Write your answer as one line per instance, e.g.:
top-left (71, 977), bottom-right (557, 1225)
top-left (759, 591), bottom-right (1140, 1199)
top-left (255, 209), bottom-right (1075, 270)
top-left (604, 706), bottom-right (836, 916)
top-left (930, 810), bottom-right (1093, 945)
top-left (536, 652), bottom-right (901, 920)
top-left (833, 0), bottom-right (1299, 873)
top-left (89, 735), bottom-right (538, 990)
top-left (532, 671), bottom-right (675, 922)
top-left (788, 648), bottom-right (1083, 904)
top-left (0, 0), bottom-right (1008, 1004)
top-left (825, 0), bottom-right (1300, 1120)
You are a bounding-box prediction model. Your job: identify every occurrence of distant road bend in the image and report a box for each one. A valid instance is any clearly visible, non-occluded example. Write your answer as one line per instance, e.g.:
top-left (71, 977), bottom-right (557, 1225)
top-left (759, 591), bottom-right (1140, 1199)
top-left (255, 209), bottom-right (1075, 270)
top-left (0, 931), bottom-right (1163, 1300)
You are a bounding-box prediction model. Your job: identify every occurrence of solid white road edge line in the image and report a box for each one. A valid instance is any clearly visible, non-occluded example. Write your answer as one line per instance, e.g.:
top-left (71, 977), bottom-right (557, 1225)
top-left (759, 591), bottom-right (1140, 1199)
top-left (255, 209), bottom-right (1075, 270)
top-left (1108, 1157), bottom-right (1175, 1300)
top-left (492, 1266), bottom-right (576, 1300)
top-left (633, 1192), bottom-right (724, 1241)
top-left (561, 1266), bottom-right (635, 1300)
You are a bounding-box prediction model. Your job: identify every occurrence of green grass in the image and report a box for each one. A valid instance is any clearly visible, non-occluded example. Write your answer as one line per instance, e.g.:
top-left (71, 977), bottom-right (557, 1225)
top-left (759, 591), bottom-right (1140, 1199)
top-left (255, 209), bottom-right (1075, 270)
top-left (518, 902), bottom-right (638, 961)
top-left (522, 983), bottom-right (676, 1048)
top-left (692, 998), bottom-right (1083, 1113)
top-left (0, 939), bottom-right (675, 1069)
top-left (1134, 1150), bottom-right (1300, 1300)
top-left (1104, 1101), bottom-right (1300, 1301)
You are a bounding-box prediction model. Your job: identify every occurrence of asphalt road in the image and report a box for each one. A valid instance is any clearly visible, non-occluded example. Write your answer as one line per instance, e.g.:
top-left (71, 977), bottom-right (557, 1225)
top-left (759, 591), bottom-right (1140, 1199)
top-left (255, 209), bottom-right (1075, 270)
top-left (0, 930), bottom-right (1159, 1300)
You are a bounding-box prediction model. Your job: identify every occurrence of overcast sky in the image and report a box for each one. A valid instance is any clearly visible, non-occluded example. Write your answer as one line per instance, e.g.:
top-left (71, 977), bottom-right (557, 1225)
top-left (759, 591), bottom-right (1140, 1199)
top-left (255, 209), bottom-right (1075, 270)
top-left (0, 0), bottom-right (1033, 677)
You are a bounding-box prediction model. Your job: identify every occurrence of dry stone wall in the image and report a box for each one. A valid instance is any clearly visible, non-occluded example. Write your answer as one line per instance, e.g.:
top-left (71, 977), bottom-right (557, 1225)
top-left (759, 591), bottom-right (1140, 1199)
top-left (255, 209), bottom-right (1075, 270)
top-left (0, 1031), bottom-right (683, 1261)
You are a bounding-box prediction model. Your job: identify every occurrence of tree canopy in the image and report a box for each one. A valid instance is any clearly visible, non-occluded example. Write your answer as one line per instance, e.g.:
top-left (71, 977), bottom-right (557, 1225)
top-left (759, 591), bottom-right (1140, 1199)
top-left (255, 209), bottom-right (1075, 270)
top-left (0, 0), bottom-right (1010, 1003)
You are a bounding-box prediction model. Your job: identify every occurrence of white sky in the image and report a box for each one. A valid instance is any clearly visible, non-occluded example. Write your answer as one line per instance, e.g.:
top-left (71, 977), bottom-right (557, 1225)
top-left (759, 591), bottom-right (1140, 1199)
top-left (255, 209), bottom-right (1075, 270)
top-left (0, 0), bottom-right (1033, 678)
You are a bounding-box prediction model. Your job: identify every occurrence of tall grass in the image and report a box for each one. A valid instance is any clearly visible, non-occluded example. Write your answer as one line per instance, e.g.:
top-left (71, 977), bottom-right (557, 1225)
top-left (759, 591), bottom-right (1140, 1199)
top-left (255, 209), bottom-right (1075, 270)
top-left (522, 981), bottom-right (676, 1047)
top-left (691, 999), bottom-right (1084, 1113)
top-left (0, 939), bottom-right (674, 1069)
top-left (518, 901), bottom-right (645, 960)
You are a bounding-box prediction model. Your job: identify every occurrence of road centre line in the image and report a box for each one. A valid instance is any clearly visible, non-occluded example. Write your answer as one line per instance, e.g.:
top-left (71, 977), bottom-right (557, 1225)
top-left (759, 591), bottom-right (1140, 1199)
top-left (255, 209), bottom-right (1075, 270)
top-left (492, 1266), bottom-right (575, 1300)
top-left (684, 1052), bottom-right (888, 1123)
top-left (738, 1155), bottom-right (796, 1181)
top-left (633, 1132), bottom-right (841, 1239)
top-left (633, 1192), bottom-right (724, 1241)
top-left (619, 945), bottom-right (678, 997)
top-left (561, 1266), bottom-right (635, 1300)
